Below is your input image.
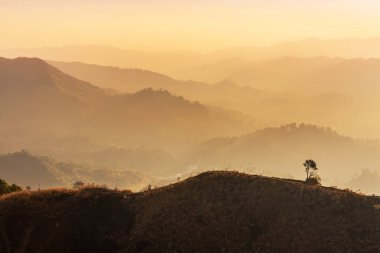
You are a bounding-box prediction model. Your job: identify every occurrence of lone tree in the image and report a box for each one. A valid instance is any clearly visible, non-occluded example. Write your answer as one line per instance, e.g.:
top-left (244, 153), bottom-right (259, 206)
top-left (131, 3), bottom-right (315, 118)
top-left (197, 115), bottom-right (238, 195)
top-left (303, 159), bottom-right (321, 185)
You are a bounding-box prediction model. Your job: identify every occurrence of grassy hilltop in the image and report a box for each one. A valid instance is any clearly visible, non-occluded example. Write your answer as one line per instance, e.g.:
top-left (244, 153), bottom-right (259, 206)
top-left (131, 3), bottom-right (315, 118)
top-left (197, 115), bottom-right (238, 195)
top-left (1, 171), bottom-right (380, 253)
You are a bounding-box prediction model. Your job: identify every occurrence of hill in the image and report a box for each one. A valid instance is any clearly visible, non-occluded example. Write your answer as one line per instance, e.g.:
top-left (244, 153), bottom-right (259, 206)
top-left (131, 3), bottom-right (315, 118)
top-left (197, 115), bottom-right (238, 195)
top-left (48, 60), bottom-right (203, 93)
top-left (0, 57), bottom-right (248, 152)
top-left (48, 60), bottom-right (268, 107)
top-left (0, 150), bottom-right (149, 190)
top-left (0, 57), bottom-right (104, 126)
top-left (48, 58), bottom-right (380, 139)
top-left (0, 171), bottom-right (380, 252)
top-left (181, 124), bottom-right (380, 190)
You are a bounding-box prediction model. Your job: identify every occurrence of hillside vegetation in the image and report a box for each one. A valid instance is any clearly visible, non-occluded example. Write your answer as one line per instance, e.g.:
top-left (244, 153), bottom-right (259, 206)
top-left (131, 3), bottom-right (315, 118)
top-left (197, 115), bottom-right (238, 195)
top-left (1, 171), bottom-right (380, 253)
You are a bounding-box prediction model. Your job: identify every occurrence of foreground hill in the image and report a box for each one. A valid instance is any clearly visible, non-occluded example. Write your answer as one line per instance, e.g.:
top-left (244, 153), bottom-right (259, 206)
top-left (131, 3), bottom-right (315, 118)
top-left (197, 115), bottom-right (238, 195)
top-left (1, 171), bottom-right (380, 253)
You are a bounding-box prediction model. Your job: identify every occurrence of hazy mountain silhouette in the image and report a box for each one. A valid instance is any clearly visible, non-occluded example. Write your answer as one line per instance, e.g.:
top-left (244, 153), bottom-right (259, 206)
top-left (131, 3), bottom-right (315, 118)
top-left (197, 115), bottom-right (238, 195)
top-left (226, 56), bottom-right (343, 90)
top-left (0, 57), bottom-right (105, 127)
top-left (0, 45), bottom-right (206, 75)
top-left (49, 60), bottom-right (267, 105)
top-left (212, 37), bottom-right (380, 61)
top-left (0, 57), bottom-right (249, 153)
top-left (48, 60), bottom-right (201, 93)
top-left (5, 38), bottom-right (380, 77)
top-left (182, 124), bottom-right (380, 190)
top-left (0, 150), bottom-right (149, 190)
top-left (291, 58), bottom-right (380, 96)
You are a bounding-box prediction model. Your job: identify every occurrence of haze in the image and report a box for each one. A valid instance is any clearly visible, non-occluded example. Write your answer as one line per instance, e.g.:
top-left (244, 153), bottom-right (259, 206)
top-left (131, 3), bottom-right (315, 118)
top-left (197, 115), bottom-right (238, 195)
top-left (2, 0), bottom-right (380, 196)
top-left (2, 0), bottom-right (380, 51)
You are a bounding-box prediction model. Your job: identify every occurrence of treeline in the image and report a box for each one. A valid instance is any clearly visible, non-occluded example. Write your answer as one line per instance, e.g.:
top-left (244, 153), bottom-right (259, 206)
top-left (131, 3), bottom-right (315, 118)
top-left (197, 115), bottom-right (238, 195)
top-left (0, 178), bottom-right (21, 195)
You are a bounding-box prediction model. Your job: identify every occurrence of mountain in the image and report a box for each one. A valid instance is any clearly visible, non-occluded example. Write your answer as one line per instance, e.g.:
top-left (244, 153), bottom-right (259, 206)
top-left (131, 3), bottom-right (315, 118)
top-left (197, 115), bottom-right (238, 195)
top-left (226, 56), bottom-right (343, 90)
top-left (0, 150), bottom-right (150, 190)
top-left (0, 45), bottom-right (206, 75)
top-left (1, 171), bottom-right (380, 253)
top-left (50, 58), bottom-right (380, 138)
top-left (0, 57), bottom-right (104, 101)
top-left (212, 37), bottom-right (380, 61)
top-left (0, 57), bottom-right (105, 127)
top-left (48, 60), bottom-right (203, 93)
top-left (47, 60), bottom-right (268, 129)
top-left (181, 124), bottom-right (380, 190)
top-left (291, 58), bottom-right (380, 97)
top-left (5, 38), bottom-right (380, 77)
top-left (48, 60), bottom-right (268, 105)
top-left (80, 88), bottom-right (225, 149)
top-left (0, 57), bottom-right (250, 155)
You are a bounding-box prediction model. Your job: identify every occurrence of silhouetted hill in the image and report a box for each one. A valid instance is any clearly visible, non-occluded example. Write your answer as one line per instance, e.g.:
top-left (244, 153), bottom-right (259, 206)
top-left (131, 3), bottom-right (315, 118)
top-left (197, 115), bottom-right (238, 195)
top-left (0, 150), bottom-right (149, 190)
top-left (182, 124), bottom-right (380, 187)
top-left (1, 171), bottom-right (380, 252)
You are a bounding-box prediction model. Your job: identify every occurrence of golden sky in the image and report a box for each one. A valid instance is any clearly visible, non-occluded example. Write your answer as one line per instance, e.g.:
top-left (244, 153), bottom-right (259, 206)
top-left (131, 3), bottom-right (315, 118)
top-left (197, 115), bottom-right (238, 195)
top-left (2, 0), bottom-right (380, 52)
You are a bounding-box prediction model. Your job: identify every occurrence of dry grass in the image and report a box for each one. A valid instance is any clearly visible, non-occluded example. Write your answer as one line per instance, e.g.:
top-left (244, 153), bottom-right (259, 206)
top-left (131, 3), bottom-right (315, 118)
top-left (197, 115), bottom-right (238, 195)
top-left (1, 171), bottom-right (380, 253)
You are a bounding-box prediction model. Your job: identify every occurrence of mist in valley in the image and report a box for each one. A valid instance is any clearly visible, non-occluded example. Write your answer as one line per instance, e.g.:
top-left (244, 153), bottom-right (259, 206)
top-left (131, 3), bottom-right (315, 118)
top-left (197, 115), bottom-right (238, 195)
top-left (2, 2), bottom-right (380, 194)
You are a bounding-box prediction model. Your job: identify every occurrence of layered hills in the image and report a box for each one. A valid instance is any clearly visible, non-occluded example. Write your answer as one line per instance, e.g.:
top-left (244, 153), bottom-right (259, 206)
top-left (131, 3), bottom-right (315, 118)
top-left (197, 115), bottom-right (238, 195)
top-left (0, 57), bottom-right (247, 152)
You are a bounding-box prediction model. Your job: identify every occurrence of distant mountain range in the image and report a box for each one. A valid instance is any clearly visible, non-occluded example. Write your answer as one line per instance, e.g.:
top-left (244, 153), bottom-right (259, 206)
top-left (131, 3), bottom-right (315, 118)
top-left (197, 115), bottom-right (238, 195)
top-left (4, 38), bottom-right (380, 76)
top-left (2, 57), bottom-right (380, 193)
top-left (49, 58), bottom-right (380, 139)
top-left (0, 57), bottom-right (250, 154)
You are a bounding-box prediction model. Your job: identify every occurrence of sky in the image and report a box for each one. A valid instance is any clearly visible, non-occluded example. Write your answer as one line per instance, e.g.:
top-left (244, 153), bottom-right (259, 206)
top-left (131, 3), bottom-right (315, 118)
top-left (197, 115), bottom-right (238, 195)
top-left (2, 0), bottom-right (380, 52)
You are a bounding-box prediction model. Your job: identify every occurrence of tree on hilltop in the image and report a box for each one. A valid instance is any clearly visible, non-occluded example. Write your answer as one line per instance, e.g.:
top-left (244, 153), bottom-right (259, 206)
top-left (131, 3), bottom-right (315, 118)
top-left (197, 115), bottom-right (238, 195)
top-left (303, 159), bottom-right (321, 185)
